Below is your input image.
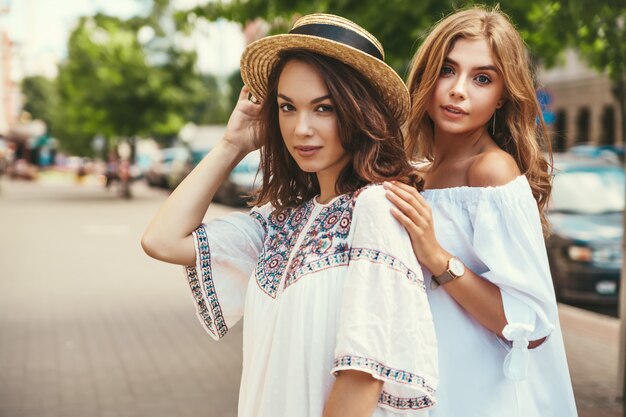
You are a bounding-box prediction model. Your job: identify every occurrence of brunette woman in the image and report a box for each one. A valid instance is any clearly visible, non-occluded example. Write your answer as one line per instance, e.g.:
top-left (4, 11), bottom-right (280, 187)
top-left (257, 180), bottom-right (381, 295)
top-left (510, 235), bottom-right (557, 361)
top-left (142, 14), bottom-right (437, 417)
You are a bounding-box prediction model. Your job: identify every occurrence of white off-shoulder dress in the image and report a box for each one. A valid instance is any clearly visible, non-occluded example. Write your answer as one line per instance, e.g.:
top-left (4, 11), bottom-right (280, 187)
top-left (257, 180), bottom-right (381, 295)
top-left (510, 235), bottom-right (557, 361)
top-left (184, 185), bottom-right (438, 417)
top-left (421, 175), bottom-right (577, 417)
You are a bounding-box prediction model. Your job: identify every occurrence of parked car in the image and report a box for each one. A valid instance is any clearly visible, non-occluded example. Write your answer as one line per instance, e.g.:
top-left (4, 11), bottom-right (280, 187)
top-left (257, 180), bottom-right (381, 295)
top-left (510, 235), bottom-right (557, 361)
top-left (153, 145), bottom-right (261, 205)
top-left (567, 144), bottom-right (624, 163)
top-left (145, 147), bottom-right (188, 188)
top-left (214, 150), bottom-right (262, 206)
top-left (546, 154), bottom-right (623, 306)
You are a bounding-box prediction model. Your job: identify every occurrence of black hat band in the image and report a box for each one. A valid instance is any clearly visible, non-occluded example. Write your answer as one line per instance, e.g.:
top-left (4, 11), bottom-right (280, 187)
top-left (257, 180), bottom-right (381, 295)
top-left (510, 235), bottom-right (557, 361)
top-left (289, 23), bottom-right (383, 61)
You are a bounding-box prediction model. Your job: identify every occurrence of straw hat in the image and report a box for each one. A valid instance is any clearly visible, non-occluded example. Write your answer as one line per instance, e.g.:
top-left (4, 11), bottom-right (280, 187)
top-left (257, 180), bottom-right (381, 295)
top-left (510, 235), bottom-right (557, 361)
top-left (240, 13), bottom-right (410, 124)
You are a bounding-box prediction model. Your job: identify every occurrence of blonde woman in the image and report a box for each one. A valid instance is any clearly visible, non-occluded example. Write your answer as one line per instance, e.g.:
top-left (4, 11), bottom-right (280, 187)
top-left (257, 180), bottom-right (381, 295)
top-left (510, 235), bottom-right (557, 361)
top-left (385, 6), bottom-right (578, 417)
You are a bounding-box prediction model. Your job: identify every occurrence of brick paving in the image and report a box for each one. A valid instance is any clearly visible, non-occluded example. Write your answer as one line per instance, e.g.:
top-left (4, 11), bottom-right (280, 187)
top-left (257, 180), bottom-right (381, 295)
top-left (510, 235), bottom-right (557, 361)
top-left (0, 176), bottom-right (623, 417)
top-left (560, 304), bottom-right (623, 417)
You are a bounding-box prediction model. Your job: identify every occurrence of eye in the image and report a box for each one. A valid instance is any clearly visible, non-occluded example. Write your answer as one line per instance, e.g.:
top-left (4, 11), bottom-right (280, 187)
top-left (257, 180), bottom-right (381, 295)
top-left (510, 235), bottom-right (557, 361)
top-left (440, 65), bottom-right (454, 76)
top-left (475, 74), bottom-right (491, 85)
top-left (315, 104), bottom-right (334, 113)
top-left (279, 103), bottom-right (295, 112)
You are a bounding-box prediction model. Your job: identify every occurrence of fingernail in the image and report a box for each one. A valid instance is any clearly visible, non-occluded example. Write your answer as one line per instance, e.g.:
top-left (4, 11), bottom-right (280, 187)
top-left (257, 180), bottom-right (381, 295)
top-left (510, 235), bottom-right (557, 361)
top-left (383, 181), bottom-right (392, 189)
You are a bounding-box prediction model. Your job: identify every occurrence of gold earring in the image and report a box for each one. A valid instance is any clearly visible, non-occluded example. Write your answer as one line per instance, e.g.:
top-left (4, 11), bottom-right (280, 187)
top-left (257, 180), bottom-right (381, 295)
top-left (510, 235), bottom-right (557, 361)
top-left (492, 111), bottom-right (496, 134)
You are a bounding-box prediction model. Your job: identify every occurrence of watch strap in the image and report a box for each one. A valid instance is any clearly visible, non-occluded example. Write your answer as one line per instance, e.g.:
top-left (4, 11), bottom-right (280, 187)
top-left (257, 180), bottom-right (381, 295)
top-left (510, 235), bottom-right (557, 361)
top-left (430, 257), bottom-right (464, 290)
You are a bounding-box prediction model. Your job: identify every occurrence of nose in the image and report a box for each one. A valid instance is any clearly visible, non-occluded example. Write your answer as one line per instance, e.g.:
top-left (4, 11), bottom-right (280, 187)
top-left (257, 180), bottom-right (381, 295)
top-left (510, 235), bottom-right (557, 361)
top-left (449, 78), bottom-right (467, 100)
top-left (294, 112), bottom-right (313, 137)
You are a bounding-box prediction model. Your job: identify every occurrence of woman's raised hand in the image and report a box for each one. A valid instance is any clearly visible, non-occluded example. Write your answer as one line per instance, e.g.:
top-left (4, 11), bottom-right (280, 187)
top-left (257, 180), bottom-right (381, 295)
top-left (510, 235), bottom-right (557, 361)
top-left (224, 86), bottom-right (263, 155)
top-left (383, 181), bottom-right (449, 276)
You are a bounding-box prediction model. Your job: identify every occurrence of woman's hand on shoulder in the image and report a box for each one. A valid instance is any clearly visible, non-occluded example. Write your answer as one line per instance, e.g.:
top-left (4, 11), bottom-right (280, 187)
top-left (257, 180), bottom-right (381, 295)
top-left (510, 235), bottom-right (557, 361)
top-left (468, 150), bottom-right (521, 187)
top-left (383, 181), bottom-right (449, 276)
top-left (223, 86), bottom-right (262, 155)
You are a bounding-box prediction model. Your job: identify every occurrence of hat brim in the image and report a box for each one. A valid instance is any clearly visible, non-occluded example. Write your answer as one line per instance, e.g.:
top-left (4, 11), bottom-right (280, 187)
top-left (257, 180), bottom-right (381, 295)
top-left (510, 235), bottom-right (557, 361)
top-left (240, 34), bottom-right (409, 125)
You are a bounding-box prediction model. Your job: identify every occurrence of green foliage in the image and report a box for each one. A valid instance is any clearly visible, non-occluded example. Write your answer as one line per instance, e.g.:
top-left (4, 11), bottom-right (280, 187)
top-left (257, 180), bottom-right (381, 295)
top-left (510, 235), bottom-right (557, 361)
top-left (226, 70), bottom-right (244, 112)
top-left (55, 6), bottom-right (209, 155)
top-left (189, 74), bottom-right (231, 124)
top-left (21, 76), bottom-right (60, 133)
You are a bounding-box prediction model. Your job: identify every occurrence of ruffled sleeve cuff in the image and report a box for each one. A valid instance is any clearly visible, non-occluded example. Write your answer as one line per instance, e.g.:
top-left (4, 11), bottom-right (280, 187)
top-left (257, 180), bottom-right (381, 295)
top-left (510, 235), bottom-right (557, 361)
top-left (499, 290), bottom-right (555, 380)
top-left (184, 224), bottom-right (226, 341)
top-left (183, 210), bottom-right (266, 341)
top-left (331, 355), bottom-right (437, 413)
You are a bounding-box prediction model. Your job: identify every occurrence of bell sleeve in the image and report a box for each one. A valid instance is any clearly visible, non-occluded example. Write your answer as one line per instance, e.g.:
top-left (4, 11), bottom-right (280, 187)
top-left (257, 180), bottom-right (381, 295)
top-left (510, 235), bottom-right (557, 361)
top-left (184, 205), bottom-right (268, 341)
top-left (332, 186), bottom-right (438, 413)
top-left (472, 176), bottom-right (558, 380)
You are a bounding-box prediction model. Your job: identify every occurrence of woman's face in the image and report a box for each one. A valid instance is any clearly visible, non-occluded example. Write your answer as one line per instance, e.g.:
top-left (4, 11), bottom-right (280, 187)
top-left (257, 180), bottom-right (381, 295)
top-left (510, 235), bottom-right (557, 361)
top-left (427, 37), bottom-right (504, 138)
top-left (277, 60), bottom-right (350, 187)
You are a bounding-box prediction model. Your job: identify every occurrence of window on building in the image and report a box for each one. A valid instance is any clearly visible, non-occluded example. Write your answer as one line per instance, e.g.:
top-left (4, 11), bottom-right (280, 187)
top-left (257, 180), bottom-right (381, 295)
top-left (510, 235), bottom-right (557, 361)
top-left (553, 109), bottom-right (567, 152)
top-left (575, 107), bottom-right (590, 144)
top-left (600, 105), bottom-right (615, 145)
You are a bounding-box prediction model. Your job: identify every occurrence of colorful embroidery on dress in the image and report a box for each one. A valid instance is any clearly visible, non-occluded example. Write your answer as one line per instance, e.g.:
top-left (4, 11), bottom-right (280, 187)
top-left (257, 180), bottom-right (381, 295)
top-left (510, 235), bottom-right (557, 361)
top-left (249, 210), bottom-right (267, 232)
top-left (253, 185), bottom-right (424, 296)
top-left (254, 201), bottom-right (314, 297)
top-left (190, 225), bottom-right (228, 338)
top-left (285, 193), bottom-right (355, 289)
top-left (350, 248), bottom-right (426, 291)
top-left (185, 265), bottom-right (217, 337)
top-left (333, 355), bottom-right (435, 395)
top-left (379, 391), bottom-right (435, 410)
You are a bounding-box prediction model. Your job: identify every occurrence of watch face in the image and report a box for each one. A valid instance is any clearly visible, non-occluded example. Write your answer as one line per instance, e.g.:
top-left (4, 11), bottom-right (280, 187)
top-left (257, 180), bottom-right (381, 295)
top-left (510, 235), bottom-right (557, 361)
top-left (449, 258), bottom-right (465, 277)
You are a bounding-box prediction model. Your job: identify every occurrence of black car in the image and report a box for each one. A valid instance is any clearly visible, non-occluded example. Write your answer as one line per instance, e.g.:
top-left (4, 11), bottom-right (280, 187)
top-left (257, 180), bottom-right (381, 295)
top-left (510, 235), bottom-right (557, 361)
top-left (546, 154), bottom-right (623, 306)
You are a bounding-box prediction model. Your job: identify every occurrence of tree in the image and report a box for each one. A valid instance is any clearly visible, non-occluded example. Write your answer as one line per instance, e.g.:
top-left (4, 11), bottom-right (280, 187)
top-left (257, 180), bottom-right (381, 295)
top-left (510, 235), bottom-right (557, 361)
top-left (189, 74), bottom-right (231, 124)
top-left (21, 76), bottom-right (60, 134)
top-left (55, 12), bottom-right (206, 155)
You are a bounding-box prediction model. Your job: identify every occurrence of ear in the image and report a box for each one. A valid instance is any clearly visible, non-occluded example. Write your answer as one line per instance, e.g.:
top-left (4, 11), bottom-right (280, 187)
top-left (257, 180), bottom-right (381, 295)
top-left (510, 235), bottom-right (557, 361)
top-left (496, 99), bottom-right (505, 109)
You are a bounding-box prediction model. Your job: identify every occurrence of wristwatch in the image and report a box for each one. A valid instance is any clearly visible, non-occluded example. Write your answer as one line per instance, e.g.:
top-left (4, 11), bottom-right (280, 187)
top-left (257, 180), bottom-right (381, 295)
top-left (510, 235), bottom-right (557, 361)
top-left (431, 256), bottom-right (465, 290)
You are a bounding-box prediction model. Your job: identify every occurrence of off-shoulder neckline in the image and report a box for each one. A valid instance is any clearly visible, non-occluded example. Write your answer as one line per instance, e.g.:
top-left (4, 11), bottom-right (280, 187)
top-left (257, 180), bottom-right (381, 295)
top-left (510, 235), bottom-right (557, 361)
top-left (422, 175), bottom-right (526, 193)
top-left (420, 175), bottom-right (532, 204)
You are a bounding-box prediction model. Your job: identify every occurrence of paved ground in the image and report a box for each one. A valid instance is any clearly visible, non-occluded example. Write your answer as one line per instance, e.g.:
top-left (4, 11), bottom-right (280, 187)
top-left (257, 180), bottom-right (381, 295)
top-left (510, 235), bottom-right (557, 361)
top-left (0, 174), bottom-right (623, 417)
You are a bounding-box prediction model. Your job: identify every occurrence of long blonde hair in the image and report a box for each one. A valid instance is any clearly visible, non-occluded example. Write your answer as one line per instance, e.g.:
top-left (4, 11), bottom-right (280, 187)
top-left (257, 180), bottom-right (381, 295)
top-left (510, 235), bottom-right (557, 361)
top-left (406, 6), bottom-right (553, 235)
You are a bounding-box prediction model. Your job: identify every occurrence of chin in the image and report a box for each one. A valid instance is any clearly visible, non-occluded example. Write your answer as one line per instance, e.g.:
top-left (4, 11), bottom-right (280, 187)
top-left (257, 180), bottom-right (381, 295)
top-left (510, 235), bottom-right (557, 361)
top-left (292, 160), bottom-right (320, 173)
top-left (297, 165), bottom-right (319, 174)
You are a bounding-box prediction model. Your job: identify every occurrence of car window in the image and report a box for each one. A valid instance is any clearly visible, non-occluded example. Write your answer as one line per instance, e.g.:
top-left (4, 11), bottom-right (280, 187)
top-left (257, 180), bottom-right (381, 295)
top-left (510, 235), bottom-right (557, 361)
top-left (550, 167), bottom-right (624, 214)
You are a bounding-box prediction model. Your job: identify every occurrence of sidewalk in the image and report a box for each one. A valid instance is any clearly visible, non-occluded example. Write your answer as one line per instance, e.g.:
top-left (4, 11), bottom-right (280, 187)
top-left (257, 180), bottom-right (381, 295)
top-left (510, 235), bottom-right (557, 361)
top-left (559, 303), bottom-right (623, 417)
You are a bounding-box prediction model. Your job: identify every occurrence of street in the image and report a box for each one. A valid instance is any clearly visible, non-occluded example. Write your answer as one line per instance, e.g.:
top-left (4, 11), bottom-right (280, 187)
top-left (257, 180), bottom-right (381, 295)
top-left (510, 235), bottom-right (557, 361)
top-left (0, 175), bottom-right (623, 417)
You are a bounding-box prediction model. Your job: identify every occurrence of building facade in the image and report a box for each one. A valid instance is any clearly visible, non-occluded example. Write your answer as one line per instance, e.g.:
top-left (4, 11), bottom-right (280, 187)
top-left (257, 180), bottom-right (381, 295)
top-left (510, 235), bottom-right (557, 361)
top-left (538, 50), bottom-right (623, 152)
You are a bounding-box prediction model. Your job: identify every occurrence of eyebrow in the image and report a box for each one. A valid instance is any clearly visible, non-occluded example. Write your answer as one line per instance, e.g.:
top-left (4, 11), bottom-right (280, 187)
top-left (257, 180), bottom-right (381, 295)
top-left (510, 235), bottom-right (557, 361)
top-left (277, 94), bottom-right (332, 104)
top-left (444, 57), bottom-right (498, 72)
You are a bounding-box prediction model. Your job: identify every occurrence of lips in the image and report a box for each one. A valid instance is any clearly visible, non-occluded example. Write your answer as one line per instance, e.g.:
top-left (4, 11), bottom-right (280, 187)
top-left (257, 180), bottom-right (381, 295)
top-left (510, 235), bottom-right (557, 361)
top-left (294, 146), bottom-right (322, 157)
top-left (441, 104), bottom-right (468, 115)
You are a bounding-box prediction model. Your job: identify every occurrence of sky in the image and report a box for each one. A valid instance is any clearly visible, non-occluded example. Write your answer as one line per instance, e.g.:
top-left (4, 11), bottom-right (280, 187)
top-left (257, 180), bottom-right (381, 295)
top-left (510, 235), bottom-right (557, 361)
top-left (1, 0), bottom-right (244, 78)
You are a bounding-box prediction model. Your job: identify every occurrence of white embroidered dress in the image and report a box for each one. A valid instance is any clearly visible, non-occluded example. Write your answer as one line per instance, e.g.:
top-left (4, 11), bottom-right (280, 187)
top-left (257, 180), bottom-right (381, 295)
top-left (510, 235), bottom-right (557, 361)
top-left (185, 185), bottom-right (438, 417)
top-left (422, 175), bottom-right (577, 417)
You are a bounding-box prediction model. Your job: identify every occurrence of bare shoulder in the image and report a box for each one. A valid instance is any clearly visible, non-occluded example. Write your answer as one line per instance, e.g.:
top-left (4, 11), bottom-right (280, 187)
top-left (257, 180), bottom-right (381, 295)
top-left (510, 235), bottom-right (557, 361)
top-left (468, 149), bottom-right (521, 187)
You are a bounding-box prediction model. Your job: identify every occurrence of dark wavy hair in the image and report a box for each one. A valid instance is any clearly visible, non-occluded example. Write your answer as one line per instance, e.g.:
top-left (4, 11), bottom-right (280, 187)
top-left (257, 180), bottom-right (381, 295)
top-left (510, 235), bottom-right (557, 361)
top-left (251, 49), bottom-right (421, 211)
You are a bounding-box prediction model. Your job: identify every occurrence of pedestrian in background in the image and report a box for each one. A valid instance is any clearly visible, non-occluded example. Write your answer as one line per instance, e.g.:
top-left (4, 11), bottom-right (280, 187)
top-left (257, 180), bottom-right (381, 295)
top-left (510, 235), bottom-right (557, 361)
top-left (142, 13), bottom-right (438, 417)
top-left (384, 6), bottom-right (577, 417)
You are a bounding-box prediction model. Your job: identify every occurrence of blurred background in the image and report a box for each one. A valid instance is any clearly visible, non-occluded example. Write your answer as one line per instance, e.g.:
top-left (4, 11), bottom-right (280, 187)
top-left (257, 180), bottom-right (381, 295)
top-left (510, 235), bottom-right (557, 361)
top-left (0, 0), bottom-right (624, 416)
